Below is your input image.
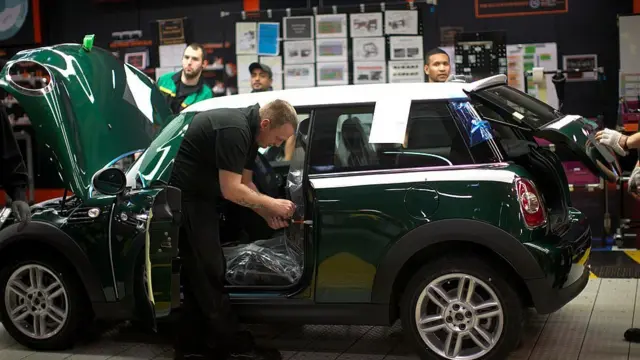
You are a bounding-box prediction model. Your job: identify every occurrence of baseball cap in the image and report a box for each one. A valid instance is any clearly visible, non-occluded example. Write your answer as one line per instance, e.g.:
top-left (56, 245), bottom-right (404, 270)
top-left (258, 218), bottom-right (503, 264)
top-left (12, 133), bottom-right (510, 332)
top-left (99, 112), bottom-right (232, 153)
top-left (249, 62), bottom-right (273, 78)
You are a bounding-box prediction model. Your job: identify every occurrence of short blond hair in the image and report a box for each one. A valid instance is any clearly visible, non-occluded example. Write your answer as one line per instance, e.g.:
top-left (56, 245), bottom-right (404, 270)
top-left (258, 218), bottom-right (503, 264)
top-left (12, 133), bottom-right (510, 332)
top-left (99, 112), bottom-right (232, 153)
top-left (259, 99), bottom-right (298, 129)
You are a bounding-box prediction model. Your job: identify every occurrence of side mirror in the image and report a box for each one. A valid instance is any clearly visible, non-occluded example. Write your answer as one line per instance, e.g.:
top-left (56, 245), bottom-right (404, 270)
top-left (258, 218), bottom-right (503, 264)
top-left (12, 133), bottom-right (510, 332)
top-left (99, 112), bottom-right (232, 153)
top-left (92, 167), bottom-right (127, 195)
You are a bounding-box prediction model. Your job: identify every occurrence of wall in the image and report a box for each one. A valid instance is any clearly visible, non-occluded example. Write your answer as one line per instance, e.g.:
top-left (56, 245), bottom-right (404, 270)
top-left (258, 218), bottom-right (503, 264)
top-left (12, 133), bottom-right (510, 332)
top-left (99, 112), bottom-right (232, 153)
top-left (41, 0), bottom-right (632, 126)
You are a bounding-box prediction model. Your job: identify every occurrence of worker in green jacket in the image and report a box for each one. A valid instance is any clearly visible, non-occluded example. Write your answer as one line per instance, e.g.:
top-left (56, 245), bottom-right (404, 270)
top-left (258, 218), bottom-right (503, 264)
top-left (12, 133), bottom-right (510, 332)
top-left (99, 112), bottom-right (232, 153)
top-left (157, 43), bottom-right (213, 114)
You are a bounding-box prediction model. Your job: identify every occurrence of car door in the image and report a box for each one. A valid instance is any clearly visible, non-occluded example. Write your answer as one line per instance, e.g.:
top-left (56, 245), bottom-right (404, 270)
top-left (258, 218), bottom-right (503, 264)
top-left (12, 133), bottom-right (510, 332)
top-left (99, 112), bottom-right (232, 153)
top-left (139, 184), bottom-right (182, 330)
top-left (465, 75), bottom-right (621, 182)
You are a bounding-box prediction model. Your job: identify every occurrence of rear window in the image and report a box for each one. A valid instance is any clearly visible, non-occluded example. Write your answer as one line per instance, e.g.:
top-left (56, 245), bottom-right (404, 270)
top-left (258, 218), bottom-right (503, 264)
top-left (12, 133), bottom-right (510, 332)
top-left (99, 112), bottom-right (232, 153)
top-left (476, 85), bottom-right (563, 129)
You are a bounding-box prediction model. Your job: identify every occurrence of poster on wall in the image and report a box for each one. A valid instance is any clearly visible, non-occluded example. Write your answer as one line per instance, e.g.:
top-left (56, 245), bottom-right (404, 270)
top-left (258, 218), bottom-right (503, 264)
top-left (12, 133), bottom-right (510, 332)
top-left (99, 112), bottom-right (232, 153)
top-left (315, 14), bottom-right (348, 38)
top-left (317, 62), bottom-right (349, 86)
top-left (283, 40), bottom-right (315, 64)
top-left (349, 13), bottom-right (383, 37)
top-left (157, 18), bottom-right (186, 45)
top-left (257, 22), bottom-right (280, 56)
top-left (390, 36), bottom-right (423, 61)
top-left (506, 43), bottom-right (559, 109)
top-left (352, 37), bottom-right (385, 62)
top-left (354, 62), bottom-right (387, 84)
top-left (284, 63), bottom-right (316, 89)
top-left (236, 22), bottom-right (257, 54)
top-left (284, 16), bottom-right (314, 40)
top-left (474, 0), bottom-right (568, 18)
top-left (388, 60), bottom-right (424, 83)
top-left (259, 56), bottom-right (283, 90)
top-left (237, 54), bottom-right (258, 94)
top-left (316, 38), bottom-right (348, 63)
top-left (384, 10), bottom-right (418, 35)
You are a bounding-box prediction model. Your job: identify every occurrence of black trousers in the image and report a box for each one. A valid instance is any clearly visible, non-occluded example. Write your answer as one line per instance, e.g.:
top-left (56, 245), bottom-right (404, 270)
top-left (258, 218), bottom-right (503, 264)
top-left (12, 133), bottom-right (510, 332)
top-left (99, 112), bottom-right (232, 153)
top-left (175, 199), bottom-right (254, 353)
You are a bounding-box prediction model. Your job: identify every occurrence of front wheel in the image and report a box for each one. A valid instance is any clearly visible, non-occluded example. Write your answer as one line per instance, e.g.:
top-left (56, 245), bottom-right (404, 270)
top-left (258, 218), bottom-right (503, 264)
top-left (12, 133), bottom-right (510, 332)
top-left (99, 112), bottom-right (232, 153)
top-left (400, 255), bottom-right (524, 360)
top-left (0, 254), bottom-right (89, 351)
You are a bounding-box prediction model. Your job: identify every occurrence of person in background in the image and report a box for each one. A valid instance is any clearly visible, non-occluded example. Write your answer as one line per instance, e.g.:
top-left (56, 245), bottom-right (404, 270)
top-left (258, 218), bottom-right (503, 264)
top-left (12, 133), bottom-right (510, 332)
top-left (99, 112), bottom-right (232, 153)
top-left (424, 47), bottom-right (452, 83)
top-left (157, 43), bottom-right (213, 114)
top-left (249, 62), bottom-right (273, 93)
top-left (595, 127), bottom-right (640, 342)
top-left (0, 103), bottom-right (31, 231)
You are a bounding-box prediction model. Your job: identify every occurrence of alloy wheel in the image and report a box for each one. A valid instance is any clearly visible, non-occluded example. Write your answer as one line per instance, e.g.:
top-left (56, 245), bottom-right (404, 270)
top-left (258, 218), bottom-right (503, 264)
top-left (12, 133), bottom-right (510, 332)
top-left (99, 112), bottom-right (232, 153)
top-left (4, 264), bottom-right (69, 340)
top-left (414, 273), bottom-right (504, 360)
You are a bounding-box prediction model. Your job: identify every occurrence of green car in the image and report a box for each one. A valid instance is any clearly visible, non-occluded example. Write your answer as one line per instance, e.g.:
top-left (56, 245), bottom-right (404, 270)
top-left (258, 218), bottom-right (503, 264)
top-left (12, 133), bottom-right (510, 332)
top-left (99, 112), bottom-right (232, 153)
top-left (0, 40), bottom-right (621, 360)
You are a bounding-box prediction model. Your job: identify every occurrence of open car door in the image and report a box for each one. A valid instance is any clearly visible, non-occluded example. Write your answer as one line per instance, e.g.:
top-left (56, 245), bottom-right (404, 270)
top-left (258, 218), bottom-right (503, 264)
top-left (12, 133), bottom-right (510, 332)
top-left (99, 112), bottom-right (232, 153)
top-left (140, 185), bottom-right (182, 331)
top-left (464, 75), bottom-right (621, 183)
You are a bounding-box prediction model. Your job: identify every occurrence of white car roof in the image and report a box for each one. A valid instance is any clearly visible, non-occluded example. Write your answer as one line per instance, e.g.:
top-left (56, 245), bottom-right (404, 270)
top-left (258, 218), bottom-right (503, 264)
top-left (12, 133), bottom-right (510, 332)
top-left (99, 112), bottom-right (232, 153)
top-left (183, 75), bottom-right (508, 113)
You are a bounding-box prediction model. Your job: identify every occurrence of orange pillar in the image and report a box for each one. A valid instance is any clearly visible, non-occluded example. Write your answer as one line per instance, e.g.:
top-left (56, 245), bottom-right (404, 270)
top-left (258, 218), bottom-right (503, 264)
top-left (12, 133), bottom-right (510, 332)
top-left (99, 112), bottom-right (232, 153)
top-left (635, 0), bottom-right (640, 14)
top-left (244, 0), bottom-right (260, 12)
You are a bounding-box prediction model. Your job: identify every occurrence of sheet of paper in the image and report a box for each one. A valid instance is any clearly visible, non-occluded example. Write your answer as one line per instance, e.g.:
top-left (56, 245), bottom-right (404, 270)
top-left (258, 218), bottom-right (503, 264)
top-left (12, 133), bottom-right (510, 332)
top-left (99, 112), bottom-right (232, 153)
top-left (258, 22), bottom-right (280, 56)
top-left (284, 63), bottom-right (315, 89)
top-left (352, 37), bottom-right (386, 62)
top-left (388, 60), bottom-right (424, 83)
top-left (237, 54), bottom-right (258, 93)
top-left (259, 56), bottom-right (283, 90)
top-left (354, 61), bottom-right (386, 84)
top-left (369, 97), bottom-right (411, 144)
top-left (384, 10), bottom-right (418, 35)
top-left (390, 36), bottom-right (423, 61)
top-left (283, 40), bottom-right (315, 64)
top-left (315, 14), bottom-right (348, 38)
top-left (316, 38), bottom-right (348, 62)
top-left (506, 43), bottom-right (558, 109)
top-left (349, 12), bottom-right (383, 37)
top-left (236, 22), bottom-right (257, 54)
top-left (317, 62), bottom-right (349, 86)
top-left (159, 43), bottom-right (185, 68)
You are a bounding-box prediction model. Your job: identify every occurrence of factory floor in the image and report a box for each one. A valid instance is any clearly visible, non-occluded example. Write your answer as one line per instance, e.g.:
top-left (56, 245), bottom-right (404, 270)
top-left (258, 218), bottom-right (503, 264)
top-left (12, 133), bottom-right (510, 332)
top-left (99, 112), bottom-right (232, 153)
top-left (2, 278), bottom-right (640, 360)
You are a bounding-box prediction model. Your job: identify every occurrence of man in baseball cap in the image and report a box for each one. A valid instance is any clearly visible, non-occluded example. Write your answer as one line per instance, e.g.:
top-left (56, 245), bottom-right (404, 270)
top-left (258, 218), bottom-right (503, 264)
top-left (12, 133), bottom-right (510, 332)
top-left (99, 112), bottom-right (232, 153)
top-left (249, 62), bottom-right (273, 93)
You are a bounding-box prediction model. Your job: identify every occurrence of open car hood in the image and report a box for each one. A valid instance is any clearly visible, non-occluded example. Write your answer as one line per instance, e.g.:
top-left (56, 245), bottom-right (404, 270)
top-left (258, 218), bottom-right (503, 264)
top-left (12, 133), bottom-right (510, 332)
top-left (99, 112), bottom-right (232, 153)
top-left (0, 40), bottom-right (174, 199)
top-left (466, 75), bottom-right (621, 183)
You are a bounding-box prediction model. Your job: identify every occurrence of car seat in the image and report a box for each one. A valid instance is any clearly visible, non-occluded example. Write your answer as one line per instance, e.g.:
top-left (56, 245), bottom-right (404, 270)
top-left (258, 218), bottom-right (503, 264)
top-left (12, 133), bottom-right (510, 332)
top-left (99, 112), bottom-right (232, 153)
top-left (340, 117), bottom-right (377, 168)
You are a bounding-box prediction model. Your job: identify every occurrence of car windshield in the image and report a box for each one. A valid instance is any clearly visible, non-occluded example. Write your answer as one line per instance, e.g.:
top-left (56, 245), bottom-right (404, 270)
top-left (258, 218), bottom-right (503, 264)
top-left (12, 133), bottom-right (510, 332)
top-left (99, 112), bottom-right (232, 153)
top-left (476, 85), bottom-right (563, 129)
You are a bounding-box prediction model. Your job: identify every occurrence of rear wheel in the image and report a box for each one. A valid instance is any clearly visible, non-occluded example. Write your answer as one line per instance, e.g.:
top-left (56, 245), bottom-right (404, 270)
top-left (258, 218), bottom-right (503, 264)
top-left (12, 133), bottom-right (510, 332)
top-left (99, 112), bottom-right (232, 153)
top-left (0, 254), bottom-right (89, 350)
top-left (400, 255), bottom-right (524, 360)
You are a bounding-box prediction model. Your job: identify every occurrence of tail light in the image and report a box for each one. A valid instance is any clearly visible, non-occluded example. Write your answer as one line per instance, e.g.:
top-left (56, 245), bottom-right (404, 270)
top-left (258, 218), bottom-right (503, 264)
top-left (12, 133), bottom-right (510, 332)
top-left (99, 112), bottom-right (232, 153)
top-left (515, 178), bottom-right (547, 229)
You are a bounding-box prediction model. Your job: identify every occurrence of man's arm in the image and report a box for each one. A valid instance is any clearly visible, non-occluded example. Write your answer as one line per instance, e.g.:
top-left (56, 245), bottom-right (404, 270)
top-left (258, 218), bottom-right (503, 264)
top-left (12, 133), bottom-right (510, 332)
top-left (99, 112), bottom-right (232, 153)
top-left (241, 168), bottom-right (270, 217)
top-left (220, 169), bottom-right (274, 210)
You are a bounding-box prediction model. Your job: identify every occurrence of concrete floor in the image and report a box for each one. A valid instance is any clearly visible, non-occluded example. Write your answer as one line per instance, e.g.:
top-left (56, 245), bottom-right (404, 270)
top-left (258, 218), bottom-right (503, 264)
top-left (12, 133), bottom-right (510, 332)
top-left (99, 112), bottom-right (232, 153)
top-left (2, 278), bottom-right (640, 360)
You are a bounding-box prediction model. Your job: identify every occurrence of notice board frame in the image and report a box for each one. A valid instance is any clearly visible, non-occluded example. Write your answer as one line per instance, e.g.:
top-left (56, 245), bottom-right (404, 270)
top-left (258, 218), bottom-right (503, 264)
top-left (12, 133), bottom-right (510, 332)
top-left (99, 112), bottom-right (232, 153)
top-left (474, 0), bottom-right (569, 19)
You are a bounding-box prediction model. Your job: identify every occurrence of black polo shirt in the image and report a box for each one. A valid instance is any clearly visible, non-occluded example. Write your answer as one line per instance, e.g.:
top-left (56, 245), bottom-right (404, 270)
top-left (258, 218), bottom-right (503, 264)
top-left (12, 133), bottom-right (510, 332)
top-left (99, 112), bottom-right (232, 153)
top-left (169, 104), bottom-right (260, 202)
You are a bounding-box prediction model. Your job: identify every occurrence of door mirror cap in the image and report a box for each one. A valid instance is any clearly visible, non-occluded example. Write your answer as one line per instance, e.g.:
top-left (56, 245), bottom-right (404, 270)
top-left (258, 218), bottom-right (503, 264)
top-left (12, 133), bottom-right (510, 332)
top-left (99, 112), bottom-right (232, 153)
top-left (92, 167), bottom-right (127, 195)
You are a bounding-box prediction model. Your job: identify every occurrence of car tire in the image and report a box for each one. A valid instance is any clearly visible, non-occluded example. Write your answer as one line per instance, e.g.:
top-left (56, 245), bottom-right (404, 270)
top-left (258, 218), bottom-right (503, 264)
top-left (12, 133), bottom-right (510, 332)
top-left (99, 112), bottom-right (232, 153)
top-left (400, 255), bottom-right (524, 360)
top-left (0, 253), bottom-right (90, 351)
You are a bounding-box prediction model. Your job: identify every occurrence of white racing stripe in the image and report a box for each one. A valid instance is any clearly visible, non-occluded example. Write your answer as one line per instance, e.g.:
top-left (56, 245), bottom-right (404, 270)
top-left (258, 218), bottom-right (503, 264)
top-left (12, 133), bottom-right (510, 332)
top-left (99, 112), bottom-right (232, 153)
top-left (309, 166), bottom-right (518, 189)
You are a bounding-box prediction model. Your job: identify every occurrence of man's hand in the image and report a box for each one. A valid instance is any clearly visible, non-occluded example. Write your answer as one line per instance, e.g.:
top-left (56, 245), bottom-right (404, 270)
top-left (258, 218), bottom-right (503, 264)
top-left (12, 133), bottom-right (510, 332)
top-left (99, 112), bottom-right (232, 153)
top-left (265, 216), bottom-right (289, 230)
top-left (11, 200), bottom-right (31, 231)
top-left (267, 198), bottom-right (296, 219)
top-left (595, 128), bottom-right (628, 156)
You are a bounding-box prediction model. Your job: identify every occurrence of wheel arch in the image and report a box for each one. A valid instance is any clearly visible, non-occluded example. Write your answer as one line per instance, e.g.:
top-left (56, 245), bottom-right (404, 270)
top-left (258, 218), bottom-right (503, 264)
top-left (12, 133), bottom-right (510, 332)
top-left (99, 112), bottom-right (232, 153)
top-left (371, 219), bottom-right (543, 311)
top-left (0, 221), bottom-right (106, 304)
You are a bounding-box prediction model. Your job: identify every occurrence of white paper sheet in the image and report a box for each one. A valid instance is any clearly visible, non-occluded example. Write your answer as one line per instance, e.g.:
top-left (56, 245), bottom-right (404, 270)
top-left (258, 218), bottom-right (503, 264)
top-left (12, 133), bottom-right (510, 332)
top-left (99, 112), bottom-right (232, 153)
top-left (369, 97), bottom-right (411, 144)
top-left (352, 37), bottom-right (386, 62)
top-left (283, 40), bottom-right (315, 64)
top-left (159, 43), bottom-right (185, 68)
top-left (236, 22), bottom-right (257, 54)
top-left (388, 60), bottom-right (424, 83)
top-left (316, 38), bottom-right (348, 62)
top-left (315, 14), bottom-right (348, 38)
top-left (506, 43), bottom-right (559, 109)
top-left (384, 10), bottom-right (418, 35)
top-left (317, 62), bottom-right (349, 86)
top-left (354, 62), bottom-right (386, 84)
top-left (349, 13), bottom-right (383, 37)
top-left (284, 64), bottom-right (316, 89)
top-left (259, 56), bottom-right (283, 90)
top-left (390, 36), bottom-right (423, 61)
top-left (237, 54), bottom-right (259, 93)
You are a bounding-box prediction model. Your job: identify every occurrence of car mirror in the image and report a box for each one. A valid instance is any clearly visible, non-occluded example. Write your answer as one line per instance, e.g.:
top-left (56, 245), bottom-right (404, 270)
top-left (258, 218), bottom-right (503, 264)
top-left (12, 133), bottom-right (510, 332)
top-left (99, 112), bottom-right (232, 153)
top-left (92, 167), bottom-right (127, 195)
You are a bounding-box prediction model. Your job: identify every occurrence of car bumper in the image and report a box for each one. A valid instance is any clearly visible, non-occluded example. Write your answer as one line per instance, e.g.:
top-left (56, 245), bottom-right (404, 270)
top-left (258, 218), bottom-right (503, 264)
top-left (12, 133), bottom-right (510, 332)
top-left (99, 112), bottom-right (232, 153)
top-left (525, 209), bottom-right (592, 314)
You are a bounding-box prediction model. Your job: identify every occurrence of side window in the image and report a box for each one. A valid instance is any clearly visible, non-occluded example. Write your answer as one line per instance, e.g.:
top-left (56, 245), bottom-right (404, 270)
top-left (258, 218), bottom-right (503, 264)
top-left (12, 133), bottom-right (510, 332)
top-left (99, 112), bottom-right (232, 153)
top-left (308, 101), bottom-right (475, 174)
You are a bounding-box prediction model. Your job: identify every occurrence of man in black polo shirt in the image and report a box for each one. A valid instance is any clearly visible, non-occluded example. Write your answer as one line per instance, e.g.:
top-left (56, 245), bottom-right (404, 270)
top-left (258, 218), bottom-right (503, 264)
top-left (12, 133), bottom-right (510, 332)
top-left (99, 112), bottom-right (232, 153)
top-left (170, 99), bottom-right (298, 360)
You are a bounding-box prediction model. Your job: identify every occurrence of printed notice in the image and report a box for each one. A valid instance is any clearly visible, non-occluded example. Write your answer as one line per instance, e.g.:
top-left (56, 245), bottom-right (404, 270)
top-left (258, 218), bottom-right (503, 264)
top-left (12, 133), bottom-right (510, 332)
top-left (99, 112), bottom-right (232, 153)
top-left (475, 0), bottom-right (568, 18)
top-left (369, 97), bottom-right (411, 144)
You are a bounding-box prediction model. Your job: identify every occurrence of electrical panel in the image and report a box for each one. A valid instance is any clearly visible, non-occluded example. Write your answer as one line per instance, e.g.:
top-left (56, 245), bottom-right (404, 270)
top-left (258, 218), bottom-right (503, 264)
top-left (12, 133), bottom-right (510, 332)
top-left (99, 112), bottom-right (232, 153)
top-left (454, 31), bottom-right (507, 82)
